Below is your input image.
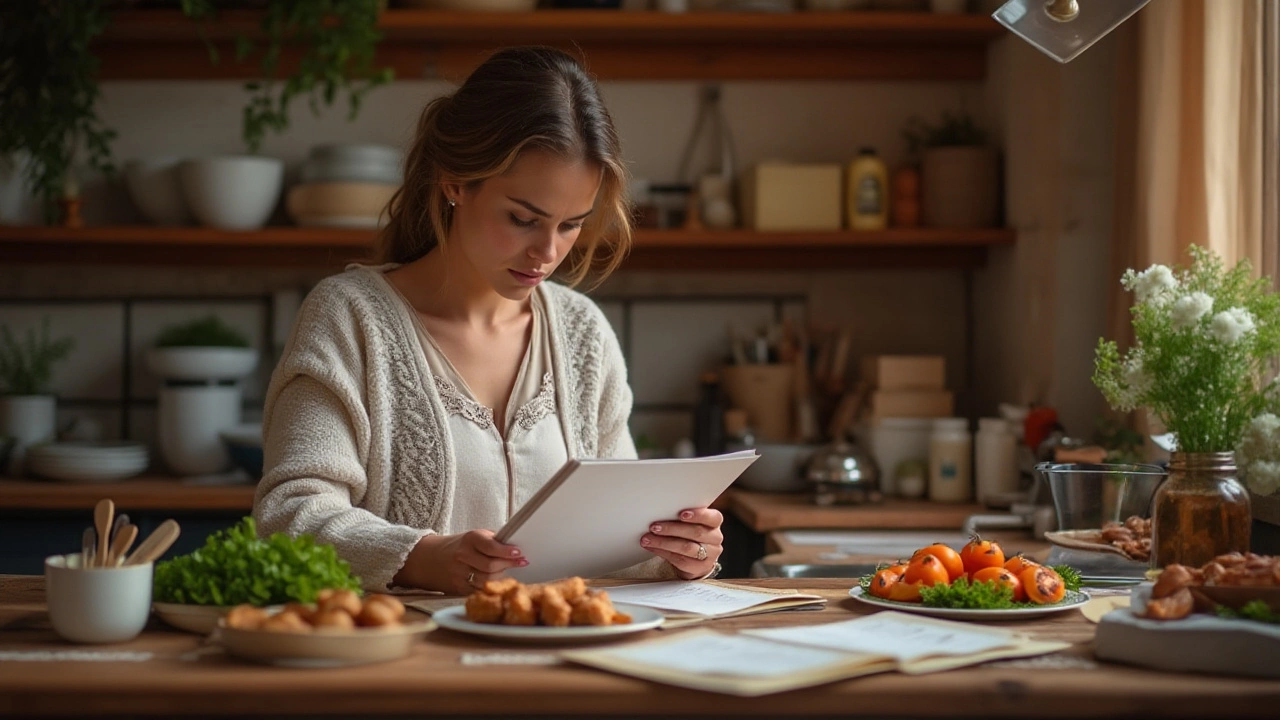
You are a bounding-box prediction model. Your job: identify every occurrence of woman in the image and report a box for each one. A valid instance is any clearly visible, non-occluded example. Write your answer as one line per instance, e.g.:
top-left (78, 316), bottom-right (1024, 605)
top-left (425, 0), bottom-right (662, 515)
top-left (254, 47), bottom-right (724, 595)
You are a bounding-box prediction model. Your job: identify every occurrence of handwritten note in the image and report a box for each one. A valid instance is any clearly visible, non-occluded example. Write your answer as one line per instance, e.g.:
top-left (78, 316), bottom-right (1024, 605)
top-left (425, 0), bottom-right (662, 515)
top-left (606, 633), bottom-right (865, 678)
top-left (742, 611), bottom-right (1014, 662)
top-left (604, 581), bottom-right (808, 616)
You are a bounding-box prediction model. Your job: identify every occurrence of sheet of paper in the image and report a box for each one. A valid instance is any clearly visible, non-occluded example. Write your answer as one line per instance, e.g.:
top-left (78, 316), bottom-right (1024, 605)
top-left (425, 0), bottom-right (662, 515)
top-left (603, 633), bottom-right (864, 678)
top-left (743, 611), bottom-right (1014, 662)
top-left (604, 581), bottom-right (802, 616)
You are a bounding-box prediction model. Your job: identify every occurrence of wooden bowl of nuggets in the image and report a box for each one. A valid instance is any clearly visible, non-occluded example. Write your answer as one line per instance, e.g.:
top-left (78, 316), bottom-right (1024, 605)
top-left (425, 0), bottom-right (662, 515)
top-left (216, 589), bottom-right (435, 666)
top-left (432, 577), bottom-right (664, 643)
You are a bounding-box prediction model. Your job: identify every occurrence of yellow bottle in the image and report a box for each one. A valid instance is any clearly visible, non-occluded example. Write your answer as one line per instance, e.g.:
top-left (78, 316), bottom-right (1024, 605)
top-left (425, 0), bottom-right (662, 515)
top-left (846, 148), bottom-right (888, 230)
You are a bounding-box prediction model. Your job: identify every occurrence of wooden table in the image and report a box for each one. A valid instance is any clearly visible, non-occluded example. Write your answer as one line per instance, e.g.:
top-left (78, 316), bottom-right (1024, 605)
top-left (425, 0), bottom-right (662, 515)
top-left (726, 490), bottom-right (983, 533)
top-left (1, 576), bottom-right (1276, 718)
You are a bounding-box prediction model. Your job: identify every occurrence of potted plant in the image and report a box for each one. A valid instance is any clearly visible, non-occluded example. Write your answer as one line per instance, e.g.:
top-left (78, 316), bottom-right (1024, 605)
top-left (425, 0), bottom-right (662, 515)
top-left (903, 110), bottom-right (999, 229)
top-left (1094, 246), bottom-right (1280, 567)
top-left (148, 315), bottom-right (258, 475)
top-left (173, 1), bottom-right (392, 230)
top-left (0, 1), bottom-right (117, 225)
top-left (0, 319), bottom-right (75, 476)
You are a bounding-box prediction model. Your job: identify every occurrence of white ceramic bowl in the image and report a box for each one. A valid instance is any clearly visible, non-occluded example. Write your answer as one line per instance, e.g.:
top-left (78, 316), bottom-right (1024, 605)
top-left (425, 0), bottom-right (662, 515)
top-left (732, 442), bottom-right (820, 493)
top-left (45, 554), bottom-right (153, 644)
top-left (146, 346), bottom-right (259, 382)
top-left (124, 157), bottom-right (194, 226)
top-left (179, 156), bottom-right (284, 230)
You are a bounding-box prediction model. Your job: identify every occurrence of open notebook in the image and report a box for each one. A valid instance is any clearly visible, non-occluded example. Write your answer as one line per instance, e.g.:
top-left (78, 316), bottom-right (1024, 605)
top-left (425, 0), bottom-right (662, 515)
top-left (496, 450), bottom-right (758, 584)
top-left (603, 580), bottom-right (826, 628)
top-left (562, 611), bottom-right (1070, 696)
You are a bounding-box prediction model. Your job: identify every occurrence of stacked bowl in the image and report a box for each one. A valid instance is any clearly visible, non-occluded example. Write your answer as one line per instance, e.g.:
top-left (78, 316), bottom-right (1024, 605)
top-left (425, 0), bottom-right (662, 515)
top-left (28, 442), bottom-right (149, 483)
top-left (287, 144), bottom-right (402, 229)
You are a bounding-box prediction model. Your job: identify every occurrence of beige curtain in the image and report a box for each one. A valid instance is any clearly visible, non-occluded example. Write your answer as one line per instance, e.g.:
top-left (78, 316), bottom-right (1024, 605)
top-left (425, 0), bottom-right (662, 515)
top-left (1112, 0), bottom-right (1266, 281)
top-left (1106, 0), bottom-right (1269, 442)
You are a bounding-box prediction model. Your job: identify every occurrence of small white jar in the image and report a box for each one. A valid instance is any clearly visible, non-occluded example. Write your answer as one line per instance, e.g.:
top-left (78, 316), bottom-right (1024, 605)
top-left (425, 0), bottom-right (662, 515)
top-left (928, 417), bottom-right (972, 503)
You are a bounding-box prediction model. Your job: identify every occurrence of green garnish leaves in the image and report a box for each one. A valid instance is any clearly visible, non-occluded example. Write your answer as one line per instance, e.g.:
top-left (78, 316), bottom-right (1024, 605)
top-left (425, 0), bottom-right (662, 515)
top-left (152, 517), bottom-right (362, 606)
top-left (1051, 564), bottom-right (1083, 592)
top-left (1215, 600), bottom-right (1280, 624)
top-left (920, 577), bottom-right (1019, 609)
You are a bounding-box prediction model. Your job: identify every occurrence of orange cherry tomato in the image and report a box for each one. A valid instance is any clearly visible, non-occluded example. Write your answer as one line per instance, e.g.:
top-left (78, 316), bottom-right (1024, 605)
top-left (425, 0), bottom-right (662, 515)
top-left (1003, 553), bottom-right (1040, 576)
top-left (971, 566), bottom-right (1026, 602)
top-left (903, 553), bottom-right (951, 587)
top-left (912, 543), bottom-right (964, 582)
top-left (868, 566), bottom-right (906, 599)
top-left (887, 579), bottom-right (924, 603)
top-left (959, 535), bottom-right (1006, 576)
top-left (1019, 565), bottom-right (1066, 605)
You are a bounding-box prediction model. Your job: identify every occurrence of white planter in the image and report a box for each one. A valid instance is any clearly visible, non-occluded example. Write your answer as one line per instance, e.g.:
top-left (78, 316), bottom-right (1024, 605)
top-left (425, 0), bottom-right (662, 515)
top-left (179, 156), bottom-right (284, 231)
top-left (124, 157), bottom-right (193, 226)
top-left (0, 394), bottom-right (57, 476)
top-left (158, 386), bottom-right (241, 475)
top-left (147, 347), bottom-right (259, 383)
top-left (0, 153), bottom-right (41, 226)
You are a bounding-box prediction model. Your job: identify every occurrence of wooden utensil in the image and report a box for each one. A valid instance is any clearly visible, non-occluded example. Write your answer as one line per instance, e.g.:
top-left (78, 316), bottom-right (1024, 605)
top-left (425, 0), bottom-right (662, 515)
top-left (108, 523), bottom-right (139, 567)
top-left (81, 527), bottom-right (96, 569)
top-left (124, 519), bottom-right (180, 566)
top-left (93, 499), bottom-right (114, 568)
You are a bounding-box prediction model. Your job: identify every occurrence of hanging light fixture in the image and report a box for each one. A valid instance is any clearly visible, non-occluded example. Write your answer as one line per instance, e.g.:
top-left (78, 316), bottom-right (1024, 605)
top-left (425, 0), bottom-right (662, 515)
top-left (993, 0), bottom-right (1153, 63)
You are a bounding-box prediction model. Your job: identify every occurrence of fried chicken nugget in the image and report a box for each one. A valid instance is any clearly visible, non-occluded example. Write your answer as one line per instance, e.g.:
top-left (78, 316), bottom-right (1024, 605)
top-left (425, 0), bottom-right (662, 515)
top-left (539, 587), bottom-right (572, 627)
top-left (503, 587), bottom-right (538, 626)
top-left (482, 578), bottom-right (520, 596)
top-left (570, 590), bottom-right (617, 626)
top-left (542, 576), bottom-right (587, 603)
top-left (464, 591), bottom-right (505, 624)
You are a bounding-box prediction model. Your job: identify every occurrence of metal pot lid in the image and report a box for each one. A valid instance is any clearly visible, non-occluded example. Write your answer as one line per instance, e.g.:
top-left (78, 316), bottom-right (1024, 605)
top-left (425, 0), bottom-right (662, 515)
top-left (805, 440), bottom-right (880, 487)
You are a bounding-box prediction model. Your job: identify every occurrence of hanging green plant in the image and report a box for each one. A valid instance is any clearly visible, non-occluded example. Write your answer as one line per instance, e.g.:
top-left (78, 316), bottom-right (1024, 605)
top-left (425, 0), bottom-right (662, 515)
top-left (180, 0), bottom-right (394, 153)
top-left (0, 0), bottom-right (117, 224)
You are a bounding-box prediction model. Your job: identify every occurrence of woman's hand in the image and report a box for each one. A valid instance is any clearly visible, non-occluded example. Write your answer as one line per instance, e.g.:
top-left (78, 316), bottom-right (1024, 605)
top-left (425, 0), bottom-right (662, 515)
top-left (394, 530), bottom-right (527, 594)
top-left (641, 507), bottom-right (724, 580)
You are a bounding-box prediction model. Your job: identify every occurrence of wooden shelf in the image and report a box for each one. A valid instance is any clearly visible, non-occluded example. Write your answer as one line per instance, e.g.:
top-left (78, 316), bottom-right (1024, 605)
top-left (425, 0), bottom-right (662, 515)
top-left (0, 225), bottom-right (1014, 270)
top-left (726, 489), bottom-right (982, 533)
top-left (96, 9), bottom-right (1007, 81)
top-left (0, 478), bottom-right (255, 512)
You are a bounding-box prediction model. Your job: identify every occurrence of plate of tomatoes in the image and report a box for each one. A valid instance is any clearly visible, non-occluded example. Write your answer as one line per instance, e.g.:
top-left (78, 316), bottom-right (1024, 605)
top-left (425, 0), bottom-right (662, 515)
top-left (850, 536), bottom-right (1090, 620)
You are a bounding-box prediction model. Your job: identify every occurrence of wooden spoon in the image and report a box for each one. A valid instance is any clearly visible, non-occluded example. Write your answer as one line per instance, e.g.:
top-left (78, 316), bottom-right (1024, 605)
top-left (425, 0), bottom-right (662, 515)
top-left (81, 526), bottom-right (96, 569)
top-left (108, 523), bottom-right (139, 567)
top-left (93, 499), bottom-right (114, 568)
top-left (124, 519), bottom-right (180, 566)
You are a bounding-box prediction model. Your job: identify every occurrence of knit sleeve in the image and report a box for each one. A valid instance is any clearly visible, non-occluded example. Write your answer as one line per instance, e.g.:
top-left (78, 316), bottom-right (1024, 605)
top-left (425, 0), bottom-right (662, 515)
top-left (596, 317), bottom-right (638, 461)
top-left (253, 282), bottom-right (431, 592)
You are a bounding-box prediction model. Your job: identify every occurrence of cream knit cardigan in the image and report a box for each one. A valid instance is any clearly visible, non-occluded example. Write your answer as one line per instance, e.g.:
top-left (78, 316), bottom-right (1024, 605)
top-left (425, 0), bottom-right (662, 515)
top-left (254, 265), bottom-right (666, 591)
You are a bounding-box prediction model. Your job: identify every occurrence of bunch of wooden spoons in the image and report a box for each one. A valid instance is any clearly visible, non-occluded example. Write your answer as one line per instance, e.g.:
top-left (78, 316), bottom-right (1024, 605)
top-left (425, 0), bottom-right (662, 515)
top-left (80, 498), bottom-right (181, 568)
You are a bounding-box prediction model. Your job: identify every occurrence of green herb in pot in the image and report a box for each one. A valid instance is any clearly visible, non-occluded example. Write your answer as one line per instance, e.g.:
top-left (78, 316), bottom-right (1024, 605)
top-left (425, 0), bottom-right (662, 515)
top-left (153, 517), bottom-right (361, 606)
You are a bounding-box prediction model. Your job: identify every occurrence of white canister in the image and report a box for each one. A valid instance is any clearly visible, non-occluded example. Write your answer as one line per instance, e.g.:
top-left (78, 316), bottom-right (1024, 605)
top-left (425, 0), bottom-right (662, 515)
top-left (158, 385), bottom-right (241, 475)
top-left (0, 394), bottom-right (57, 476)
top-left (869, 416), bottom-right (933, 497)
top-left (975, 417), bottom-right (1019, 506)
top-left (928, 417), bottom-right (972, 503)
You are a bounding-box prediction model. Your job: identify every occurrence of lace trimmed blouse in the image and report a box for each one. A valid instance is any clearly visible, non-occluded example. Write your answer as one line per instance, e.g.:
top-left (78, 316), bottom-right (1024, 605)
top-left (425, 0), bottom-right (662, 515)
top-left (403, 287), bottom-right (570, 536)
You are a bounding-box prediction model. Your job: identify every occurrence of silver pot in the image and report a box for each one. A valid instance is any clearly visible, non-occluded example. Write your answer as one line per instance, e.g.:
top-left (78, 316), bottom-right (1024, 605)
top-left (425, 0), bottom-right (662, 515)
top-left (805, 439), bottom-right (882, 506)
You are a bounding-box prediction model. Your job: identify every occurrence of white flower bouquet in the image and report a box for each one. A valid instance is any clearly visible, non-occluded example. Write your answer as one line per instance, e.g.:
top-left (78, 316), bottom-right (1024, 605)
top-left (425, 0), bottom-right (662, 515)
top-left (1093, 246), bottom-right (1280, 495)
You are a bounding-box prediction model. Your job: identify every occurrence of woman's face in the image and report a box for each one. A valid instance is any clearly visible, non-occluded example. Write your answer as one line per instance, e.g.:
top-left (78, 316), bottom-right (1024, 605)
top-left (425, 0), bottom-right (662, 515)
top-left (447, 150), bottom-right (602, 301)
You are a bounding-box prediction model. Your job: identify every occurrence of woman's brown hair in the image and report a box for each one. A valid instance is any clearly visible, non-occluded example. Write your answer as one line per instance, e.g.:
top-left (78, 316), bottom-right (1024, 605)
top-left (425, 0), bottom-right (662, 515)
top-left (375, 46), bottom-right (631, 287)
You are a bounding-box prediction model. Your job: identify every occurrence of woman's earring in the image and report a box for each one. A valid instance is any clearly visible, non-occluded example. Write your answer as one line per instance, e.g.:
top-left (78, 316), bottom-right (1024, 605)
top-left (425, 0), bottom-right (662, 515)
top-left (447, 199), bottom-right (456, 208)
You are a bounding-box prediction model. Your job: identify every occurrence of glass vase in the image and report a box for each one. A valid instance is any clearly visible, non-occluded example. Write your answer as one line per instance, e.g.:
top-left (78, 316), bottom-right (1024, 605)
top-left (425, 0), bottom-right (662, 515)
top-left (1152, 451), bottom-right (1252, 568)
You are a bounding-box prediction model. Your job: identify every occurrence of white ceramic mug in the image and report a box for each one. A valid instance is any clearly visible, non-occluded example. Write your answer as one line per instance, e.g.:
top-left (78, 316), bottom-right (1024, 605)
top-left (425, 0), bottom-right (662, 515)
top-left (45, 554), bottom-right (153, 644)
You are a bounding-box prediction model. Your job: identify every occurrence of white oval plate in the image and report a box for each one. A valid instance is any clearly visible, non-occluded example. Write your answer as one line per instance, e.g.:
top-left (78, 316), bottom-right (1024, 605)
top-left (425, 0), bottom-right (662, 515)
top-left (848, 586), bottom-right (1090, 620)
top-left (432, 602), bottom-right (663, 644)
